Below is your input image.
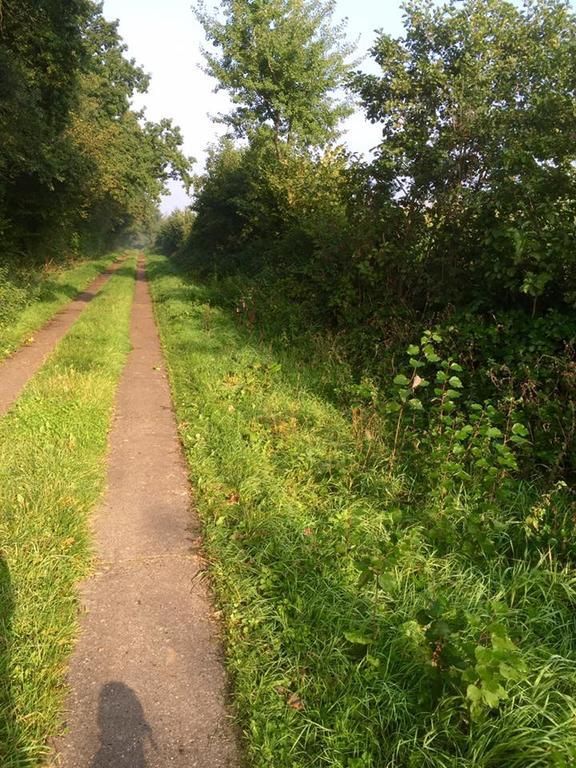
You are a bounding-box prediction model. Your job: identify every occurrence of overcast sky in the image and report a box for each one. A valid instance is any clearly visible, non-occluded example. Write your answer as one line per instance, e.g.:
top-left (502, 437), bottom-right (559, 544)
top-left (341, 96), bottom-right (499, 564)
top-left (100, 0), bottom-right (410, 212)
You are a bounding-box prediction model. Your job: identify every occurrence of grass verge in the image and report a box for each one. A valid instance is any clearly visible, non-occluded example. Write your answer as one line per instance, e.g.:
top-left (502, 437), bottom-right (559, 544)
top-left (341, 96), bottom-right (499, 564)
top-left (0, 252), bottom-right (120, 362)
top-left (0, 256), bottom-right (136, 767)
top-left (148, 252), bottom-right (576, 768)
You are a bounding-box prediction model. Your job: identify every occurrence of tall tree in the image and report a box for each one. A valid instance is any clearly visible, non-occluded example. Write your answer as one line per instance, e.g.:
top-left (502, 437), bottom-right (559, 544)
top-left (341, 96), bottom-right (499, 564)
top-left (352, 0), bottom-right (576, 309)
top-left (194, 0), bottom-right (354, 146)
top-left (0, 0), bottom-right (191, 262)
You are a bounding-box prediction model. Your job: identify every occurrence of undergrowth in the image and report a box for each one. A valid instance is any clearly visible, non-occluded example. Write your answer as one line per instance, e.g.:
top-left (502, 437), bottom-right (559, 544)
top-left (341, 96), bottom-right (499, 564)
top-left (0, 256), bottom-right (136, 767)
top-left (0, 253), bottom-right (118, 362)
top-left (149, 252), bottom-right (576, 768)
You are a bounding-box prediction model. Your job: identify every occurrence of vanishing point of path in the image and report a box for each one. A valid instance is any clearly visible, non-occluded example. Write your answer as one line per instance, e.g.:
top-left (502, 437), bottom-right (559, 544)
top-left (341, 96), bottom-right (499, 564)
top-left (53, 258), bottom-right (241, 767)
top-left (0, 259), bottom-right (124, 417)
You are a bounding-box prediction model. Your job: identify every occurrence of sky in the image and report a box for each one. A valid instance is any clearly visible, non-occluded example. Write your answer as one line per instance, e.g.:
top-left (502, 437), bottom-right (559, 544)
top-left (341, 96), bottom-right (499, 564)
top-left (101, 0), bottom-right (408, 212)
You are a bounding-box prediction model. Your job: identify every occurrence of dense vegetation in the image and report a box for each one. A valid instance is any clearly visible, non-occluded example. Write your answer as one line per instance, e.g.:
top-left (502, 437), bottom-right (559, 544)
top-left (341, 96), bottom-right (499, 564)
top-left (154, 0), bottom-right (576, 764)
top-left (0, 0), bottom-right (190, 265)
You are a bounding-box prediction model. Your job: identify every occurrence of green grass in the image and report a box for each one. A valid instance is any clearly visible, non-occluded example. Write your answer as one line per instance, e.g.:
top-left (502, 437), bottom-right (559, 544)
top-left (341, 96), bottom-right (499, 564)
top-left (148, 252), bottom-right (576, 768)
top-left (0, 252), bottom-right (120, 362)
top-left (0, 256), bottom-right (136, 767)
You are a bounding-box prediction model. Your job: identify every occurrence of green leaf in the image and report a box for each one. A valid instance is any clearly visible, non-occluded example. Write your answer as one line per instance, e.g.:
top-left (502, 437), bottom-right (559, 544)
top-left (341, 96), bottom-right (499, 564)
top-left (466, 684), bottom-right (482, 704)
top-left (357, 570), bottom-right (373, 588)
top-left (423, 345), bottom-right (441, 363)
top-left (398, 388), bottom-right (410, 403)
top-left (483, 684), bottom-right (508, 708)
top-left (393, 374), bottom-right (410, 386)
top-left (344, 631), bottom-right (373, 646)
top-left (512, 423), bottom-right (529, 437)
top-left (499, 662), bottom-right (523, 681)
top-left (406, 344), bottom-right (420, 356)
top-left (377, 573), bottom-right (395, 591)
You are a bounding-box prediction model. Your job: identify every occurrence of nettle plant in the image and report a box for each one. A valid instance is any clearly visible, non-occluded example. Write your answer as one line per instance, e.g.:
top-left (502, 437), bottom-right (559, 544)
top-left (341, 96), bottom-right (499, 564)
top-left (415, 601), bottom-right (527, 721)
top-left (352, 547), bottom-right (529, 721)
top-left (387, 331), bottom-right (530, 516)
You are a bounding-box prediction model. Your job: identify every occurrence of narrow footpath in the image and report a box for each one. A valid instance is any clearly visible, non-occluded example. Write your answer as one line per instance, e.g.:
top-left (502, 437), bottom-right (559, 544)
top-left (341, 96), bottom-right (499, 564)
top-left (0, 260), bottom-right (122, 417)
top-left (53, 258), bottom-right (240, 767)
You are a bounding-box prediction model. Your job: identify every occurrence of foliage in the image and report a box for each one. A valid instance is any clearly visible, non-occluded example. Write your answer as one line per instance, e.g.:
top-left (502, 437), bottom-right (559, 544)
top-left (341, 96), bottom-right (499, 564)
top-left (194, 0), bottom-right (353, 146)
top-left (154, 209), bottom-right (196, 255)
top-left (352, 0), bottom-right (576, 310)
top-left (0, 0), bottom-right (192, 265)
top-left (171, 2), bottom-right (576, 762)
top-left (149, 253), bottom-right (576, 768)
top-left (185, 0), bottom-right (576, 479)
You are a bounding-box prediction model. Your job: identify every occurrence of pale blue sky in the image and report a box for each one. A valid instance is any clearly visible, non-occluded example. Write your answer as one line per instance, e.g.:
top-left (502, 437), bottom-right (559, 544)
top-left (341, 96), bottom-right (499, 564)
top-left (101, 0), bottom-right (408, 211)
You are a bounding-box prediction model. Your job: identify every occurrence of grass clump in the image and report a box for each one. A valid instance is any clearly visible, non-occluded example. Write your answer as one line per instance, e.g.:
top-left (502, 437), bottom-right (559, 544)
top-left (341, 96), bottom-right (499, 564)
top-left (0, 257), bottom-right (136, 767)
top-left (0, 253), bottom-right (119, 362)
top-left (149, 252), bottom-right (576, 768)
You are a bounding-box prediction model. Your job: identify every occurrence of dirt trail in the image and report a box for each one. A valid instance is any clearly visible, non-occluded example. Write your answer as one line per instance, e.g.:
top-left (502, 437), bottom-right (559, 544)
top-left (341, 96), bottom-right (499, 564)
top-left (0, 260), bottom-right (123, 417)
top-left (53, 258), bottom-right (241, 767)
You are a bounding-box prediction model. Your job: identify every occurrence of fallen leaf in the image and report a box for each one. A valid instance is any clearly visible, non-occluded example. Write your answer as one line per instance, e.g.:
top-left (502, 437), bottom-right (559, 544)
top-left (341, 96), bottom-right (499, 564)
top-left (287, 692), bottom-right (304, 710)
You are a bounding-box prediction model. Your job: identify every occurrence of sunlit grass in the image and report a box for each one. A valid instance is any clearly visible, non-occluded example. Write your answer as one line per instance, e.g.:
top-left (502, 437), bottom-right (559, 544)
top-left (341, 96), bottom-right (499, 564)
top-left (0, 257), bottom-right (136, 767)
top-left (0, 252), bottom-right (119, 362)
top-left (149, 252), bottom-right (576, 768)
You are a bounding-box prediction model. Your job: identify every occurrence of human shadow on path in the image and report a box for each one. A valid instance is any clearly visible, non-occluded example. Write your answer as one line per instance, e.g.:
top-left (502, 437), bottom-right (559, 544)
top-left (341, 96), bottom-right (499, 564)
top-left (0, 555), bottom-right (14, 764)
top-left (91, 682), bottom-right (153, 768)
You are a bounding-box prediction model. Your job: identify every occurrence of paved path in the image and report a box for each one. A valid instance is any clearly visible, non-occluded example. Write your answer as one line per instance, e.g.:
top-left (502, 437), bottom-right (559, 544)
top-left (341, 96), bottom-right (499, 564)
top-left (53, 259), bottom-right (240, 767)
top-left (0, 260), bottom-right (121, 417)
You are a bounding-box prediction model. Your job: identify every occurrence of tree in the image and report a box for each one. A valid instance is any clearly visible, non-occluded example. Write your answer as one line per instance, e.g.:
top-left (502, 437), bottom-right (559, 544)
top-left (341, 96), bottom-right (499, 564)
top-left (352, 0), bottom-right (576, 310)
top-left (194, 0), bottom-right (354, 146)
top-left (0, 0), bottom-right (192, 263)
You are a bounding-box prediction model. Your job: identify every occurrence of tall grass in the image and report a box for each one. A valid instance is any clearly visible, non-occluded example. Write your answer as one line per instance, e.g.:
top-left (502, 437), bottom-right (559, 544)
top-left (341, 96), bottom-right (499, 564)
top-left (0, 257), bottom-right (136, 767)
top-left (149, 252), bottom-right (576, 768)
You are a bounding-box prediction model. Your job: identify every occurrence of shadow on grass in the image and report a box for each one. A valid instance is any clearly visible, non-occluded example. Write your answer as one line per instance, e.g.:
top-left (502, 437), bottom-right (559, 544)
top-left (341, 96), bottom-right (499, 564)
top-left (145, 254), bottom-right (347, 408)
top-left (0, 555), bottom-right (14, 765)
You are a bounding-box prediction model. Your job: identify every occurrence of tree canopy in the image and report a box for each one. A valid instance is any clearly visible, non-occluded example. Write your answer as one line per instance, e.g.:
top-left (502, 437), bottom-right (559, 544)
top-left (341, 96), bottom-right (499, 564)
top-left (0, 0), bottom-right (192, 262)
top-left (194, 0), bottom-right (354, 145)
top-left (352, 0), bottom-right (576, 308)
